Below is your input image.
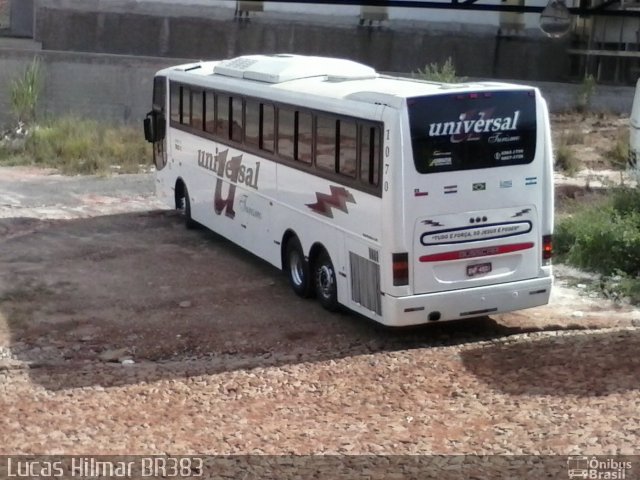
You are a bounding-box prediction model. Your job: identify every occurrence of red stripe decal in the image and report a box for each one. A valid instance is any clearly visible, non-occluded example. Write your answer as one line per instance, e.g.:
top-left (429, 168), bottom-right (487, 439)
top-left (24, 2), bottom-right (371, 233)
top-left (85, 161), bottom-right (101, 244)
top-left (419, 242), bottom-right (534, 263)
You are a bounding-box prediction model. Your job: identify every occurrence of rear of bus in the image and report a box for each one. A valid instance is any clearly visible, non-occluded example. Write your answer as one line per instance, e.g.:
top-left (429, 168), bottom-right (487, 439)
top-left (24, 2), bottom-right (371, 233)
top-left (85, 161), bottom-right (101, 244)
top-left (384, 85), bottom-right (553, 326)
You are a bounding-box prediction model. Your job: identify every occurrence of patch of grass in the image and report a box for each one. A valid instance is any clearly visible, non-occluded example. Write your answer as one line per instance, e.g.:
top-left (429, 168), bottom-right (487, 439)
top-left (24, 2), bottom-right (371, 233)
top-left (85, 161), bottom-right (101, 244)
top-left (554, 142), bottom-right (580, 176)
top-left (414, 57), bottom-right (466, 83)
top-left (556, 205), bottom-right (640, 273)
top-left (607, 127), bottom-right (629, 170)
top-left (575, 74), bottom-right (596, 114)
top-left (555, 186), bottom-right (640, 304)
top-left (554, 129), bottom-right (584, 176)
top-left (611, 185), bottom-right (640, 216)
top-left (598, 272), bottom-right (640, 304)
top-left (563, 129), bottom-right (585, 146)
top-left (0, 117), bottom-right (150, 175)
top-left (10, 57), bottom-right (43, 124)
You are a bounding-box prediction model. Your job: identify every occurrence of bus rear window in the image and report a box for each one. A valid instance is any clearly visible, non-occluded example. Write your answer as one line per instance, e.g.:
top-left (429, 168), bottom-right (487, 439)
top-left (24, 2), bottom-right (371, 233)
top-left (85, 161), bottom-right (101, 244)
top-left (408, 90), bottom-right (537, 174)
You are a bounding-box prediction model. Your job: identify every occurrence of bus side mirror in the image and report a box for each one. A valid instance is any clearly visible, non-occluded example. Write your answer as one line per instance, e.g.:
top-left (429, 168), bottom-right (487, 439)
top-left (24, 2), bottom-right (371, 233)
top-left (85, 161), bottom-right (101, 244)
top-left (143, 111), bottom-right (166, 143)
top-left (143, 116), bottom-right (153, 143)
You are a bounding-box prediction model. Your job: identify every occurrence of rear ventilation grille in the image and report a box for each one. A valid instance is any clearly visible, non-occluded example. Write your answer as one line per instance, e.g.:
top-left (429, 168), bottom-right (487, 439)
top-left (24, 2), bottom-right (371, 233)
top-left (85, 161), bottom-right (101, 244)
top-left (350, 252), bottom-right (381, 315)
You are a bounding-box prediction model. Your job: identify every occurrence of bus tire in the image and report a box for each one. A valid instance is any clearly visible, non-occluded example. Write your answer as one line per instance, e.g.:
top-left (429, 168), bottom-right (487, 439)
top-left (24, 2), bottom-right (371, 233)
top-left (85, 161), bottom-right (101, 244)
top-left (285, 238), bottom-right (313, 298)
top-left (314, 250), bottom-right (339, 311)
top-left (182, 184), bottom-right (198, 230)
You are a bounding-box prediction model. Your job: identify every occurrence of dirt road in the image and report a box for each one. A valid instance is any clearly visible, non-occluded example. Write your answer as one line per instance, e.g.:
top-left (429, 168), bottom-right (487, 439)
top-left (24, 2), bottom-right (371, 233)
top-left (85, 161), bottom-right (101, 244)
top-left (0, 167), bottom-right (638, 458)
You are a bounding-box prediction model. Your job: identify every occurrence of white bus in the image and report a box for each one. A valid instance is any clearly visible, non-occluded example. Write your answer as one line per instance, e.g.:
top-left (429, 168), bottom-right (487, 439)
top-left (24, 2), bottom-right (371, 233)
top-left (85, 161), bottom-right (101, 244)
top-left (144, 54), bottom-right (554, 327)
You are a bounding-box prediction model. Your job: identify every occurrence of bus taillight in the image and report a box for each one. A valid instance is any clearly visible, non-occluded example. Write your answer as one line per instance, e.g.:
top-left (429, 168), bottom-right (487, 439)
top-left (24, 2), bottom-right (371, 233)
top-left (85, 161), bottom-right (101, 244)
top-left (542, 235), bottom-right (553, 264)
top-left (392, 253), bottom-right (409, 286)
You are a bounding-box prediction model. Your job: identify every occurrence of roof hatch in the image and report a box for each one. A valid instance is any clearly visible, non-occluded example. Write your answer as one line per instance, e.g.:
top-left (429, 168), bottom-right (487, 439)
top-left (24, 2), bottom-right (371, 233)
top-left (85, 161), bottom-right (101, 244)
top-left (212, 54), bottom-right (378, 83)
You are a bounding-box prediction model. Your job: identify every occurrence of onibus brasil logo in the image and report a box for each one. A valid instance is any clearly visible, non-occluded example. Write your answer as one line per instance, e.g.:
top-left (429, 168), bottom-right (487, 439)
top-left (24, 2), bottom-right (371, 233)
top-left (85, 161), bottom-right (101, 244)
top-left (567, 457), bottom-right (632, 479)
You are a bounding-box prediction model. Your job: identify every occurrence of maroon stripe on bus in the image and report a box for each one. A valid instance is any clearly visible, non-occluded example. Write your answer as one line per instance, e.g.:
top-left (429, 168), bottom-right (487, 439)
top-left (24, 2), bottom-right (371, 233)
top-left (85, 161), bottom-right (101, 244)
top-left (419, 242), bottom-right (534, 263)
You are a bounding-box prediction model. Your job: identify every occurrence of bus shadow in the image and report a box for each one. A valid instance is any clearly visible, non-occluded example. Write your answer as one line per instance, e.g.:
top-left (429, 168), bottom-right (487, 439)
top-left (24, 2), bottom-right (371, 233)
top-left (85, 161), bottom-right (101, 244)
top-left (0, 210), bottom-right (584, 391)
top-left (460, 329), bottom-right (640, 396)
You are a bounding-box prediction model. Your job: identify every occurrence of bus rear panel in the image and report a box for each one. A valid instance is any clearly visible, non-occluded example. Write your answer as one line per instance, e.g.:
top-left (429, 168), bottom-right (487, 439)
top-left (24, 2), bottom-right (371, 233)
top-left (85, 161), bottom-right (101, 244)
top-left (380, 87), bottom-right (553, 326)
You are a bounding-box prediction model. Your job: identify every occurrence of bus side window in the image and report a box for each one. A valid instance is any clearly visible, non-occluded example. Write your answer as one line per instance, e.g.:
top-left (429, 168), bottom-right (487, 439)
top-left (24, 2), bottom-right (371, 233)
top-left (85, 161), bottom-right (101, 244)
top-left (170, 83), bottom-right (181, 124)
top-left (245, 99), bottom-right (260, 148)
top-left (278, 108), bottom-right (295, 160)
top-left (231, 96), bottom-right (243, 142)
top-left (191, 89), bottom-right (203, 131)
top-left (204, 91), bottom-right (215, 133)
top-left (360, 125), bottom-right (380, 186)
top-left (316, 115), bottom-right (337, 172)
top-left (217, 94), bottom-right (230, 139)
top-left (296, 111), bottom-right (312, 164)
top-left (338, 120), bottom-right (357, 178)
top-left (261, 103), bottom-right (275, 152)
top-left (181, 86), bottom-right (191, 126)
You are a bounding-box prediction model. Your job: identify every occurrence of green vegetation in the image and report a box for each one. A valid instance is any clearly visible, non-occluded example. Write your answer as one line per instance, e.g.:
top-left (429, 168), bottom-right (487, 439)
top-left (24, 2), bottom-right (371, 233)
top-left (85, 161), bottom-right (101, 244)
top-left (555, 187), bottom-right (640, 304)
top-left (10, 57), bottom-right (43, 124)
top-left (562, 128), bottom-right (585, 146)
top-left (414, 57), bottom-right (466, 83)
top-left (0, 117), bottom-right (151, 175)
top-left (554, 140), bottom-right (580, 176)
top-left (1, 57), bottom-right (149, 175)
top-left (607, 127), bottom-right (630, 170)
top-left (575, 74), bottom-right (596, 113)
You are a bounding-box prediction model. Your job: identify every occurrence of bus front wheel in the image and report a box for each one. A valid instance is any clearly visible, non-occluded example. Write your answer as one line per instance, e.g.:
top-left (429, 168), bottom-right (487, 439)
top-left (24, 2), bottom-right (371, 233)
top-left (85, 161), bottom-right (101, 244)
top-left (180, 184), bottom-right (198, 230)
top-left (285, 238), bottom-right (312, 298)
top-left (314, 251), bottom-right (338, 311)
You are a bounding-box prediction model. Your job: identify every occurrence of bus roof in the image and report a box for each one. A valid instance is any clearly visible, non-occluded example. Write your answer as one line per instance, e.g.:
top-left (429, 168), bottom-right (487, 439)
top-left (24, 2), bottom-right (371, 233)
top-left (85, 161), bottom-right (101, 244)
top-left (158, 54), bottom-right (534, 109)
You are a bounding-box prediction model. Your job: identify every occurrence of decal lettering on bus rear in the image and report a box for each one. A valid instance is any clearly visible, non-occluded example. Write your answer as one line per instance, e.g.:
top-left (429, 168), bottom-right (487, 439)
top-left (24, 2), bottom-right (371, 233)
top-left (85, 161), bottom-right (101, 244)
top-left (420, 221), bottom-right (532, 245)
top-left (428, 110), bottom-right (520, 142)
top-left (409, 90), bottom-right (537, 174)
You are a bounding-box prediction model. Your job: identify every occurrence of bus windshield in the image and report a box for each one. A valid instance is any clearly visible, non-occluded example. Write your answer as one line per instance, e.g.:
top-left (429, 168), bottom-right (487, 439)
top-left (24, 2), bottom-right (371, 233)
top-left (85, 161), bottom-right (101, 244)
top-left (408, 90), bottom-right (537, 174)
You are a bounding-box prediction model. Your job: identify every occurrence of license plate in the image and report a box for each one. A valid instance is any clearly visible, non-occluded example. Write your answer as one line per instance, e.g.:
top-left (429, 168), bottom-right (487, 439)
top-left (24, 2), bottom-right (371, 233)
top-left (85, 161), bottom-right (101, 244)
top-left (467, 262), bottom-right (492, 277)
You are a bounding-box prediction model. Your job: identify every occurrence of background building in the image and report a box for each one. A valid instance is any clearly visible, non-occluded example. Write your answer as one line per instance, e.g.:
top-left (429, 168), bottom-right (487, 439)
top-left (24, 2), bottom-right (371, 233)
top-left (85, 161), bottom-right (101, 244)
top-left (0, 0), bottom-right (637, 126)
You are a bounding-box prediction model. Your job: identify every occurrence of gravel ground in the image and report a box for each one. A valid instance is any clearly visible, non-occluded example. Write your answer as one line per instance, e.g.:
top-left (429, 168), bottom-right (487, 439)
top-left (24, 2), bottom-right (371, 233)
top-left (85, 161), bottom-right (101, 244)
top-left (0, 328), bottom-right (638, 456)
top-left (0, 166), bottom-right (638, 460)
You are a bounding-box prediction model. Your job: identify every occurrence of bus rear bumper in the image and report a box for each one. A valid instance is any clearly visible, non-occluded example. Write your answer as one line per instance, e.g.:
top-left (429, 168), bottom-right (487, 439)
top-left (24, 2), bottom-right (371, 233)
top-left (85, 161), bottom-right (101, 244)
top-left (381, 277), bottom-right (553, 327)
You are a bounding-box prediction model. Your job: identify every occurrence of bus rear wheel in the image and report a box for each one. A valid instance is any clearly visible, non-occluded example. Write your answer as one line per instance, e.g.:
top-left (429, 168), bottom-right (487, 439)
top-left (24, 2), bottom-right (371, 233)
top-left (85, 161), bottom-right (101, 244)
top-left (285, 238), bottom-right (312, 298)
top-left (314, 250), bottom-right (338, 311)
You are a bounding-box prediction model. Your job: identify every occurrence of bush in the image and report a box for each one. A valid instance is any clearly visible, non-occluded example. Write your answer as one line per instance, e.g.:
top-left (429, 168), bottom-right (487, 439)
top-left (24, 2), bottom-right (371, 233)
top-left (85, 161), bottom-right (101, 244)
top-left (556, 207), bottom-right (640, 274)
top-left (556, 186), bottom-right (640, 304)
top-left (414, 57), bottom-right (466, 83)
top-left (611, 186), bottom-right (640, 216)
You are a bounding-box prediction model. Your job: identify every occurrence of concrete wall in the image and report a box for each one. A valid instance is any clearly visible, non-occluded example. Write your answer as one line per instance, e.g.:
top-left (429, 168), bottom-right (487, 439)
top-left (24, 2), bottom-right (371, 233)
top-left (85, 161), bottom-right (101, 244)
top-left (34, 0), bottom-right (553, 30)
top-left (0, 48), bottom-right (187, 127)
top-left (10, 0), bottom-right (34, 37)
top-left (33, 0), bottom-right (571, 83)
top-left (0, 47), bottom-right (634, 129)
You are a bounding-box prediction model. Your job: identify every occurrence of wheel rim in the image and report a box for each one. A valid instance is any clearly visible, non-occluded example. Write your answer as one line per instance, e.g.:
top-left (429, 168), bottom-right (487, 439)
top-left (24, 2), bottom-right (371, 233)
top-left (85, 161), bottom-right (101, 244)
top-left (317, 264), bottom-right (334, 299)
top-left (290, 251), bottom-right (305, 287)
